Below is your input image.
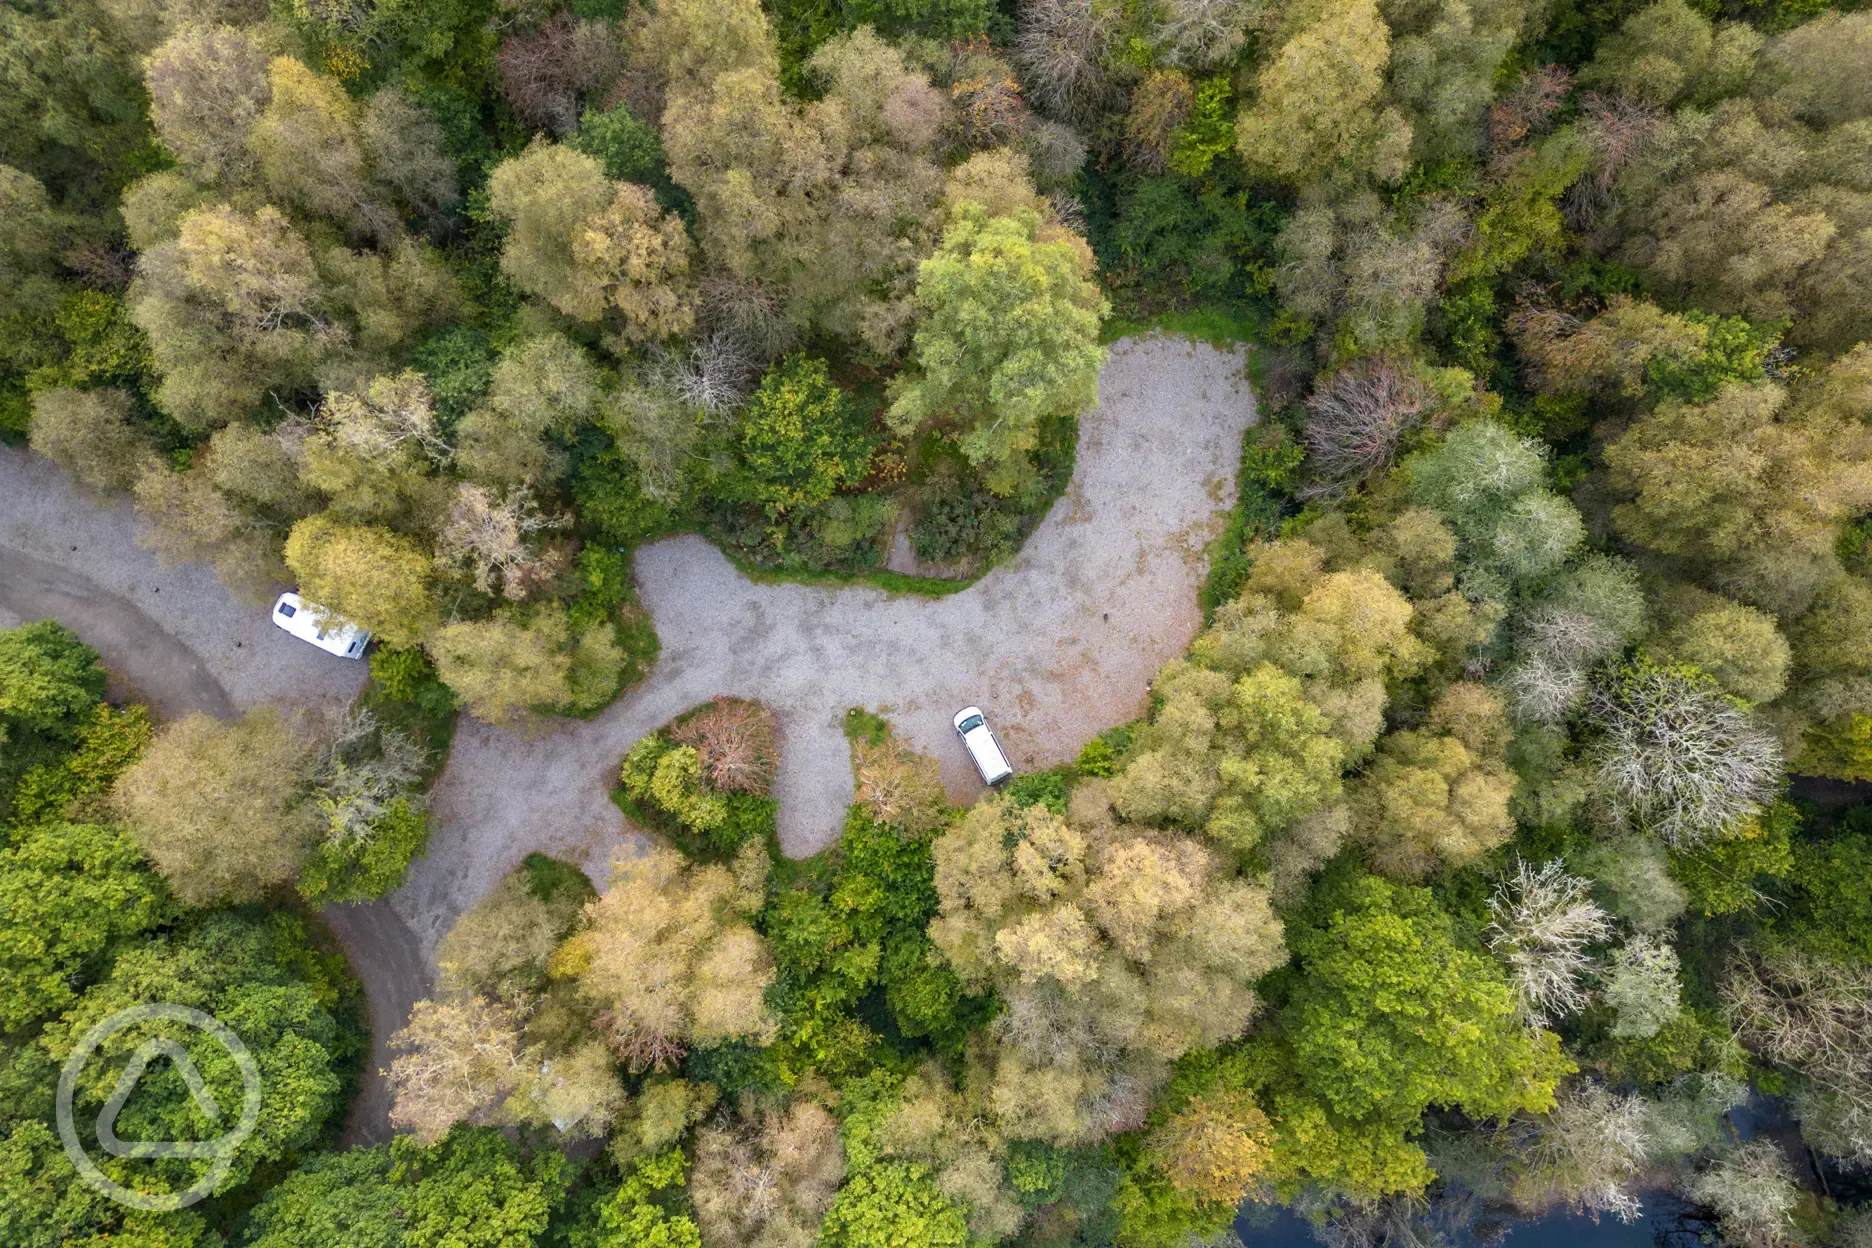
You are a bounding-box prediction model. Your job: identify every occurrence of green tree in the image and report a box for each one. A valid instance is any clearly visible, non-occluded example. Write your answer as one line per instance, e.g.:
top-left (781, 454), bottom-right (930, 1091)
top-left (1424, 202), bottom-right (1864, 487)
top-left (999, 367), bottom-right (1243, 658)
top-left (393, 1127), bottom-right (571, 1248)
top-left (0, 621), bottom-right (111, 818)
top-left (283, 514), bottom-right (440, 649)
top-left (1254, 869), bottom-right (1571, 1197)
top-left (0, 620), bottom-right (106, 743)
top-left (297, 798), bottom-right (430, 906)
top-left (0, 821), bottom-right (171, 1031)
top-left (1234, 0), bottom-right (1407, 185)
top-left (0, 1118), bottom-right (208, 1248)
top-left (735, 355), bottom-right (871, 515)
top-left (1283, 871), bottom-right (1569, 1123)
top-left (591, 1148), bottom-right (701, 1248)
top-left (887, 205), bottom-right (1106, 495)
top-left (818, 1161), bottom-right (970, 1248)
top-left (235, 1146), bottom-right (405, 1248)
top-left (40, 911), bottom-right (353, 1196)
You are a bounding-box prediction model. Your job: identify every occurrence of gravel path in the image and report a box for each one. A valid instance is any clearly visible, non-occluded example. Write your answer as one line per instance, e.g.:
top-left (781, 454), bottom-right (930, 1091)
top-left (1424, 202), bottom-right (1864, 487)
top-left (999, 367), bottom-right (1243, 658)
top-left (0, 447), bottom-right (408, 1148)
top-left (400, 334), bottom-right (1257, 952)
top-left (0, 332), bottom-right (1256, 1139)
top-left (0, 448), bottom-right (369, 715)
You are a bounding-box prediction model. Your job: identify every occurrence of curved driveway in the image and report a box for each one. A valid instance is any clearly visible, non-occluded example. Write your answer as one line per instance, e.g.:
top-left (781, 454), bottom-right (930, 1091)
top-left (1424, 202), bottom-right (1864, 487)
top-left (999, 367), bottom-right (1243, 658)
top-left (0, 333), bottom-right (1257, 1142)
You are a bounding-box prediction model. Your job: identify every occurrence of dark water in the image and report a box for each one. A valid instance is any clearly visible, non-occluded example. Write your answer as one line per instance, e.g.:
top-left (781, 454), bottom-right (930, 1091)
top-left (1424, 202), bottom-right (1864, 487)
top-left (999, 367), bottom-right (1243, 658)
top-left (1234, 1204), bottom-right (1669, 1247)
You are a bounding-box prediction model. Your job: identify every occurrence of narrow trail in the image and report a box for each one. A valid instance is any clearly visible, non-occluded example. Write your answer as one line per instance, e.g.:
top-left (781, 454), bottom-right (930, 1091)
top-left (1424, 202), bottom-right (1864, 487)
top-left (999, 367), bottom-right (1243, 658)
top-left (0, 333), bottom-right (1259, 1145)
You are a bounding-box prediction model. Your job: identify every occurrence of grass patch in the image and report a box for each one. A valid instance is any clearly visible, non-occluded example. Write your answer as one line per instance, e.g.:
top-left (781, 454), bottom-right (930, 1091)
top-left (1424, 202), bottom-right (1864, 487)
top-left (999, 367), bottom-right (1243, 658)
top-left (1102, 303), bottom-right (1266, 349)
top-left (522, 851), bottom-right (596, 904)
top-left (721, 550), bottom-right (972, 597)
top-left (843, 707), bottom-right (891, 746)
top-left (612, 597), bottom-right (660, 687)
top-left (1200, 423), bottom-right (1301, 620)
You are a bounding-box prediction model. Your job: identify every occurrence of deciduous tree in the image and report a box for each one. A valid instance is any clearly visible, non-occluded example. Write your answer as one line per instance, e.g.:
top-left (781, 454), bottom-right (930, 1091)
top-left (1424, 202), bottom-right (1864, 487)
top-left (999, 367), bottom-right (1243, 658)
top-left (564, 842), bottom-right (777, 1060)
top-left (428, 604), bottom-right (618, 725)
top-left (929, 786), bottom-right (1285, 1144)
top-left (433, 483), bottom-right (568, 600)
top-left (143, 23), bottom-right (270, 184)
top-left (1587, 662), bottom-right (1782, 847)
top-left (690, 1101), bottom-right (845, 1248)
top-left (734, 355), bottom-right (871, 515)
top-left (110, 707), bottom-right (314, 904)
top-left (1350, 682), bottom-right (1516, 877)
top-left (458, 334), bottom-right (603, 489)
top-left (28, 387), bottom-right (156, 494)
top-left (0, 821), bottom-right (171, 1031)
top-left (1605, 934), bottom-right (1683, 1040)
top-left (1234, 0), bottom-right (1407, 186)
top-left (1484, 859), bottom-right (1612, 1027)
top-left (283, 513), bottom-right (439, 648)
top-left (888, 204), bottom-right (1105, 495)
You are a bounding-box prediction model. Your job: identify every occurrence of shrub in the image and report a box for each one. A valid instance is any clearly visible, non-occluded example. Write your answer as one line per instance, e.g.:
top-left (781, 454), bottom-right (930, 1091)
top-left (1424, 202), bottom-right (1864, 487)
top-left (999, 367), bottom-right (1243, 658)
top-left (572, 444), bottom-right (676, 546)
top-left (370, 646), bottom-right (455, 713)
top-left (619, 733), bottom-right (774, 857)
top-left (1075, 735), bottom-right (1116, 777)
top-left (669, 697), bottom-right (777, 794)
top-left (298, 798), bottom-right (432, 904)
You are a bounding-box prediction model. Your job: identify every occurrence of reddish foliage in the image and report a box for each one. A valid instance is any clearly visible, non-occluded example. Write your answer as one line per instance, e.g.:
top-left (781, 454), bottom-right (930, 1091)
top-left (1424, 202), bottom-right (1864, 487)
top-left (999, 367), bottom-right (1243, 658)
top-left (1302, 356), bottom-right (1431, 485)
top-left (498, 15), bottom-right (624, 133)
top-left (1488, 65), bottom-right (1573, 162)
top-left (670, 697), bottom-right (779, 795)
top-left (1564, 92), bottom-right (1661, 229)
top-left (596, 1012), bottom-right (688, 1073)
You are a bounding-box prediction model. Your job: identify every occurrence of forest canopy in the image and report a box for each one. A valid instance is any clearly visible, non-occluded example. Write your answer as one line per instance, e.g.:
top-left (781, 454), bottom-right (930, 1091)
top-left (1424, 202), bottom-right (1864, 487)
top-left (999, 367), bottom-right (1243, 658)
top-left (7, 0), bottom-right (1872, 1244)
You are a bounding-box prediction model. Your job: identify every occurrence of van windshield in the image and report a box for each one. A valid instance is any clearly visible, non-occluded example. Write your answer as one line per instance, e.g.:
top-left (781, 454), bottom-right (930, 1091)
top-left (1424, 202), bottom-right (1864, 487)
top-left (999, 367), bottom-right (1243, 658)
top-left (958, 715), bottom-right (984, 734)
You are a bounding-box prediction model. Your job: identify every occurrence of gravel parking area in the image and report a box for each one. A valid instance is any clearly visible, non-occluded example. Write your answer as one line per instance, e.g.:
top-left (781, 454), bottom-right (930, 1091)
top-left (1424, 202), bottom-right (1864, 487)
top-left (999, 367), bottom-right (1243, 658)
top-left (0, 333), bottom-right (1257, 1137)
top-left (402, 334), bottom-right (1257, 952)
top-left (0, 448), bottom-right (368, 716)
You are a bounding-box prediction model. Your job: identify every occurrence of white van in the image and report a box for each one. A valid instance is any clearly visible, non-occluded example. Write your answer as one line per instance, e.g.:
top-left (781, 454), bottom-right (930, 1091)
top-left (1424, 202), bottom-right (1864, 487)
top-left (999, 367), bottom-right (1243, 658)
top-left (272, 592), bottom-right (371, 659)
top-left (953, 706), bottom-right (1013, 786)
